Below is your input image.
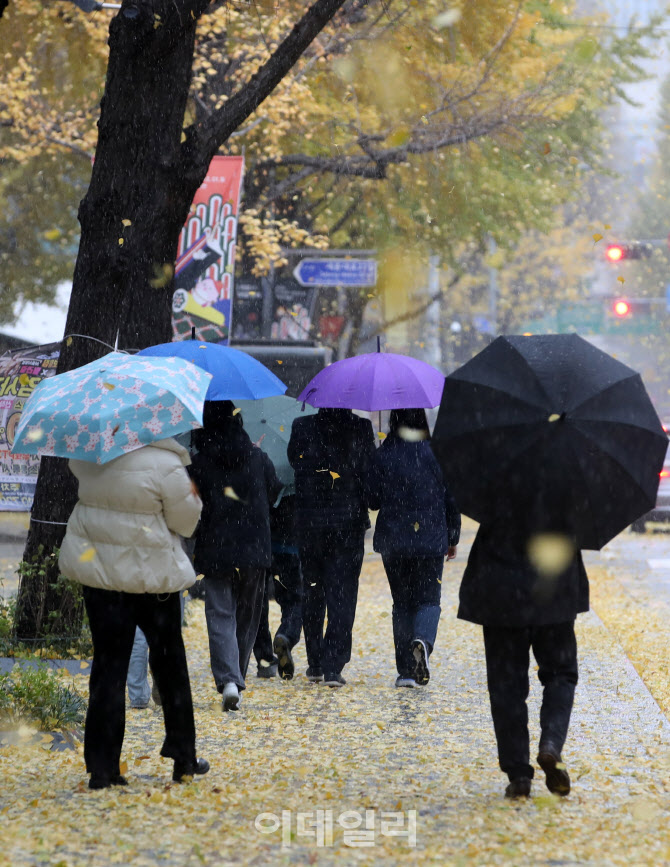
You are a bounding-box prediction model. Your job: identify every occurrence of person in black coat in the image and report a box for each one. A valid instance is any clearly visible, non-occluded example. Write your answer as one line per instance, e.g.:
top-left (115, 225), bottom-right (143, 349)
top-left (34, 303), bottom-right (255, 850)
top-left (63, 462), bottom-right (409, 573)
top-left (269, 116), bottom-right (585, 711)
top-left (288, 407), bottom-right (376, 687)
top-left (190, 401), bottom-right (282, 711)
top-left (366, 409), bottom-right (460, 688)
top-left (459, 494), bottom-right (588, 799)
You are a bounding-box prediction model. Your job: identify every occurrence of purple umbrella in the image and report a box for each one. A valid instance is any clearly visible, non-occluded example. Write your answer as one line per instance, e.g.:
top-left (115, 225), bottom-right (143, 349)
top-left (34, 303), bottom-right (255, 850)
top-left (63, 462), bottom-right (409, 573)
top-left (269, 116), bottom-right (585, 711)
top-left (297, 352), bottom-right (445, 411)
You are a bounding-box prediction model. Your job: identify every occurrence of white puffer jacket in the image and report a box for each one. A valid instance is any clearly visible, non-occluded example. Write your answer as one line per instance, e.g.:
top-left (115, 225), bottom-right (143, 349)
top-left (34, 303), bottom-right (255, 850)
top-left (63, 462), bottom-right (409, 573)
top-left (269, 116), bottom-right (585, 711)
top-left (59, 438), bottom-right (202, 594)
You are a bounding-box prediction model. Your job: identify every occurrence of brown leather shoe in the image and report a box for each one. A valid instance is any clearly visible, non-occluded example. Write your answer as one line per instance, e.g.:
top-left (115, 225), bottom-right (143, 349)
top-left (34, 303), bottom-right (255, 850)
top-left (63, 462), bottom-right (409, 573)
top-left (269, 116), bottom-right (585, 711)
top-left (537, 745), bottom-right (570, 796)
top-left (505, 777), bottom-right (532, 798)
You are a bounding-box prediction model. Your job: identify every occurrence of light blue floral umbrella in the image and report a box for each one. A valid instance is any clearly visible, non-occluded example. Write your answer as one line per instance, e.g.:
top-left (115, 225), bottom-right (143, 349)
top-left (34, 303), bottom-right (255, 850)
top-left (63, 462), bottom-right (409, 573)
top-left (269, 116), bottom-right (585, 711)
top-left (12, 352), bottom-right (212, 464)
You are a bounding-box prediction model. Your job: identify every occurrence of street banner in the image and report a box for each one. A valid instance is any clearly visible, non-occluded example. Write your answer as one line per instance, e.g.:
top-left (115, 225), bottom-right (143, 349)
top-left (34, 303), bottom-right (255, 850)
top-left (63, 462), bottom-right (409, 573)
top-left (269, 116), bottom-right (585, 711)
top-left (172, 155), bottom-right (245, 344)
top-left (0, 343), bottom-right (60, 511)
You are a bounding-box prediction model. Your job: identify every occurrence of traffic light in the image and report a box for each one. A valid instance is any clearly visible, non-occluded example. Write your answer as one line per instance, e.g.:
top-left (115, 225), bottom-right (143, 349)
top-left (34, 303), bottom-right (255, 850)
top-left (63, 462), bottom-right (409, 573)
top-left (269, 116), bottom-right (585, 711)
top-left (605, 242), bottom-right (653, 261)
top-left (612, 299), bottom-right (631, 317)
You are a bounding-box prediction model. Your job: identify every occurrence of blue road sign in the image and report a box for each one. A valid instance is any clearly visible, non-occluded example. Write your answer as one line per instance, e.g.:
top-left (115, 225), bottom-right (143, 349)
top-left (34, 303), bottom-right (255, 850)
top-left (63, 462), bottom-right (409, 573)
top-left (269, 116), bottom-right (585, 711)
top-left (293, 258), bottom-right (377, 287)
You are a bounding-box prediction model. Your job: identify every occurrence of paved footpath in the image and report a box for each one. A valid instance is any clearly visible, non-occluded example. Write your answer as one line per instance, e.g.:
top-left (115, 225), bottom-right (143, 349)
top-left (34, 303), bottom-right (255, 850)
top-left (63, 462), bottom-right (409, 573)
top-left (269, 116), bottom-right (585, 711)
top-left (0, 522), bottom-right (669, 866)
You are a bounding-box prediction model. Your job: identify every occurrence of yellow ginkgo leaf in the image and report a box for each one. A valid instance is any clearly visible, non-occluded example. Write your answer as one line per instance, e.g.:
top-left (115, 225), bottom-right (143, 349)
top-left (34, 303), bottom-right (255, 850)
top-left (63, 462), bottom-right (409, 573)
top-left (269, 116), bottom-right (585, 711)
top-left (377, 431), bottom-right (387, 439)
top-left (224, 486), bottom-right (242, 501)
top-left (103, 382), bottom-right (115, 391)
top-left (232, 408), bottom-right (241, 416)
top-left (276, 360), bottom-right (283, 364)
top-left (119, 761), bottom-right (128, 775)
top-left (25, 428), bottom-right (44, 443)
top-left (121, 219), bottom-right (132, 227)
top-left (149, 262), bottom-right (174, 288)
top-left (617, 276), bottom-right (625, 284)
top-left (330, 471), bottom-right (340, 485)
top-left (18, 374), bottom-right (30, 386)
top-left (43, 228), bottom-right (61, 241)
top-left (66, 337), bottom-right (73, 347)
top-left (118, 238), bottom-right (124, 246)
top-left (604, 223), bottom-right (612, 229)
top-left (79, 548), bottom-right (96, 563)
top-left (413, 522), bottom-right (420, 532)
top-left (279, 425), bottom-right (285, 432)
top-left (592, 233), bottom-right (603, 243)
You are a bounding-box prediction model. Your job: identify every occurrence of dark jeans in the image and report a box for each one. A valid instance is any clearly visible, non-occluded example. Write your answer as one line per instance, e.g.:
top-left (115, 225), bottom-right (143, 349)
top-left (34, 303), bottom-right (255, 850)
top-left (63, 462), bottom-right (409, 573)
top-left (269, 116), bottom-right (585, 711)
top-left (483, 621), bottom-right (579, 781)
top-left (300, 527), bottom-right (365, 675)
top-left (204, 567), bottom-right (266, 691)
top-left (83, 586), bottom-right (196, 780)
top-left (382, 554), bottom-right (443, 677)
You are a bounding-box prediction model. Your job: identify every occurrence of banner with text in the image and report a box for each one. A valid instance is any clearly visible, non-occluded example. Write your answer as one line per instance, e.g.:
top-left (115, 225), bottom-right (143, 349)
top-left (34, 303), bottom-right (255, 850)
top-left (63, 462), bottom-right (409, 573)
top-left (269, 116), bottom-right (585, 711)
top-left (0, 344), bottom-right (60, 511)
top-left (172, 155), bottom-right (245, 344)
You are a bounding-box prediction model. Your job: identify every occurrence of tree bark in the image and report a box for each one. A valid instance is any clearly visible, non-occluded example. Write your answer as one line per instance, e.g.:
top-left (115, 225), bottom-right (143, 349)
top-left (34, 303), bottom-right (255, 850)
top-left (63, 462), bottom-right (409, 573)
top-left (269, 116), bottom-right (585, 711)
top-left (16, 0), bottom-right (349, 639)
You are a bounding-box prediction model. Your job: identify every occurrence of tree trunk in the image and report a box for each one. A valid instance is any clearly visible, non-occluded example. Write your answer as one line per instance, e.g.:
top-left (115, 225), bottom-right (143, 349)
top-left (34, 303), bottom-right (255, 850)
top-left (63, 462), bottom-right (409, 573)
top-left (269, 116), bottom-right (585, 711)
top-left (16, 0), bottom-right (350, 639)
top-left (15, 4), bottom-right (200, 639)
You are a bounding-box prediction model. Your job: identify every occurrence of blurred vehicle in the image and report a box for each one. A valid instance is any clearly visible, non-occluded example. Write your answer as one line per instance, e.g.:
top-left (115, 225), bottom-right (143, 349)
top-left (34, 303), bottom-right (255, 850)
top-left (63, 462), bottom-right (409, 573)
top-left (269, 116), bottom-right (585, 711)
top-left (631, 431), bottom-right (670, 532)
top-left (230, 340), bottom-right (332, 398)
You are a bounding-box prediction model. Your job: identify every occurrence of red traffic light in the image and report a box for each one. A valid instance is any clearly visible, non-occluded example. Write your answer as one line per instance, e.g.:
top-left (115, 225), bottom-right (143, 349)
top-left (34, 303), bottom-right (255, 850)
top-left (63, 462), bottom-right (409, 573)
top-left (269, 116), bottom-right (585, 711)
top-left (613, 299), bottom-right (631, 317)
top-left (606, 244), bottom-right (624, 262)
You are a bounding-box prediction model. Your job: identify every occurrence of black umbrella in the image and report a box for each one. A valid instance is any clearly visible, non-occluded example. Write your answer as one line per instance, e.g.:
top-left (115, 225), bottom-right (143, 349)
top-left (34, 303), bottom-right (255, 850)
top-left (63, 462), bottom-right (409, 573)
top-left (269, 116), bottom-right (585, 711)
top-left (432, 333), bottom-right (668, 549)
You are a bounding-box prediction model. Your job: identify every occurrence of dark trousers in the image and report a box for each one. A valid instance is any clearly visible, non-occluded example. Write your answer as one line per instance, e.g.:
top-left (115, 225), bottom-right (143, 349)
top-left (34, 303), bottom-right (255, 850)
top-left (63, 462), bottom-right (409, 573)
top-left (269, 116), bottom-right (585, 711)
top-left (483, 621), bottom-right (578, 781)
top-left (382, 554), bottom-right (443, 678)
top-left (83, 586), bottom-right (196, 780)
top-left (300, 528), bottom-right (365, 675)
top-left (254, 551), bottom-right (304, 665)
top-left (204, 567), bottom-right (266, 690)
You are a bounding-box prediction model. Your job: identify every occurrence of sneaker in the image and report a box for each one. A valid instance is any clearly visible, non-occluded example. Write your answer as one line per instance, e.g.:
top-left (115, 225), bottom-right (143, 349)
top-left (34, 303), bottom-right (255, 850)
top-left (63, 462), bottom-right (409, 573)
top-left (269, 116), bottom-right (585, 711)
top-left (323, 672), bottom-right (346, 688)
top-left (411, 639), bottom-right (430, 685)
top-left (222, 682), bottom-right (240, 711)
top-left (395, 676), bottom-right (417, 688)
top-left (273, 634), bottom-right (295, 680)
top-left (129, 702), bottom-right (149, 709)
top-left (505, 777), bottom-right (532, 798)
top-left (256, 661), bottom-right (278, 679)
top-left (172, 757), bottom-right (210, 783)
top-left (537, 744), bottom-right (570, 796)
top-left (306, 667), bottom-right (324, 683)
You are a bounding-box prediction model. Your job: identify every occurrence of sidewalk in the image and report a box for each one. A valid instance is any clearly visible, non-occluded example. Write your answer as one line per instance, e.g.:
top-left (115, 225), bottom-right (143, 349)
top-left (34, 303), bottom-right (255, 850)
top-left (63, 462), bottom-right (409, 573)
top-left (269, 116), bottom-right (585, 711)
top-left (0, 524), bottom-right (669, 866)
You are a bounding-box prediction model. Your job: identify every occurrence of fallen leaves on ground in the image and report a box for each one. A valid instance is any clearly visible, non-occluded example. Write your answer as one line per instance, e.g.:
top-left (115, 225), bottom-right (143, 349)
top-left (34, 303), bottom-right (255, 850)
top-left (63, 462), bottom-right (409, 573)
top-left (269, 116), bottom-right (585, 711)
top-left (0, 523), bottom-right (668, 865)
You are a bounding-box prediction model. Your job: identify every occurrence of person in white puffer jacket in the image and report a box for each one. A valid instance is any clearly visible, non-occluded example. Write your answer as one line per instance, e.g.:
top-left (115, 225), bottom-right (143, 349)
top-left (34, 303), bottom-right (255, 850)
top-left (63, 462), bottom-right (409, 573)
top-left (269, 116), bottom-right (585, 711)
top-left (59, 437), bottom-right (210, 789)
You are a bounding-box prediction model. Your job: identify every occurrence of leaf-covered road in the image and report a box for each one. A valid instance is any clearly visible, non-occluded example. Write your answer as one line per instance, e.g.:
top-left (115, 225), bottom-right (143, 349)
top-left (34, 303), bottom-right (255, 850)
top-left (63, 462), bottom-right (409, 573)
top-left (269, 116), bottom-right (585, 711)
top-left (1, 522), bottom-right (669, 866)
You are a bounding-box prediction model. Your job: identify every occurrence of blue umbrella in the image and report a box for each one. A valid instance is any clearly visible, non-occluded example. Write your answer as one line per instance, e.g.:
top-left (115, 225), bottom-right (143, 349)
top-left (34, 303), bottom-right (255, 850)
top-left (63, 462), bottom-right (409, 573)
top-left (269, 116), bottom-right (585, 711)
top-left (137, 341), bottom-right (287, 401)
top-left (12, 352), bottom-right (212, 464)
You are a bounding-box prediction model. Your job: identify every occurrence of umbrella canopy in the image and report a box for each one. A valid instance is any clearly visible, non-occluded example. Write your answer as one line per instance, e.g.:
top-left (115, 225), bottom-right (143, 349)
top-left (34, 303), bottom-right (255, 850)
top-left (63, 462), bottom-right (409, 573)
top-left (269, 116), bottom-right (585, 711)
top-left (432, 333), bottom-right (668, 550)
top-left (12, 352), bottom-right (211, 464)
top-left (137, 341), bottom-right (286, 401)
top-left (235, 395), bottom-right (317, 492)
top-left (297, 352), bottom-right (445, 411)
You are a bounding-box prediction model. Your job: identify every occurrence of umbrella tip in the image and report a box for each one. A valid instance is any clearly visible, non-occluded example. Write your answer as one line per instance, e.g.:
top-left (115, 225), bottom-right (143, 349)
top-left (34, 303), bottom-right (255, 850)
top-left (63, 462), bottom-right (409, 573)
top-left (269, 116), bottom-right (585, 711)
top-left (377, 335), bottom-right (381, 353)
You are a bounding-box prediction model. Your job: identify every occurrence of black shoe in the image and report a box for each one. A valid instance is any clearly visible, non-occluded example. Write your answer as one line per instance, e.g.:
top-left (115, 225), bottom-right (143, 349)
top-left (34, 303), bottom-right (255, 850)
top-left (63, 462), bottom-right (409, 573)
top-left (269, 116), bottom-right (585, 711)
top-left (273, 634), bottom-right (295, 680)
top-left (323, 672), bottom-right (346, 688)
top-left (172, 757), bottom-right (210, 783)
top-left (411, 639), bottom-right (430, 685)
top-left (89, 773), bottom-right (128, 790)
top-left (505, 777), bottom-right (532, 798)
top-left (306, 667), bottom-right (324, 683)
top-left (257, 662), bottom-right (278, 679)
top-left (537, 745), bottom-right (570, 796)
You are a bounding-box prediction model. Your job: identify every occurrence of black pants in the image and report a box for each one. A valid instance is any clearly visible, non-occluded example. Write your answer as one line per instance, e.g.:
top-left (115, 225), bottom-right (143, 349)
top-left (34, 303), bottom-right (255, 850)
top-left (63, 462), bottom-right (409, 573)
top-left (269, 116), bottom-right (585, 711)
top-left (254, 551), bottom-right (304, 665)
top-left (83, 586), bottom-right (196, 780)
top-left (382, 555), bottom-right (443, 677)
top-left (483, 621), bottom-right (578, 781)
top-left (300, 527), bottom-right (365, 675)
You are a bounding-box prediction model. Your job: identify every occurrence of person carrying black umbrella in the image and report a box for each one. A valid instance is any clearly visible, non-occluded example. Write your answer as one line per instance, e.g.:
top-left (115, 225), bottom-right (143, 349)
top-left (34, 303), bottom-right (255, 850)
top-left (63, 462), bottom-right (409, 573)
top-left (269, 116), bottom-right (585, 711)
top-left (432, 333), bottom-right (668, 800)
top-left (288, 408), bottom-right (376, 687)
top-left (458, 501), bottom-right (585, 798)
